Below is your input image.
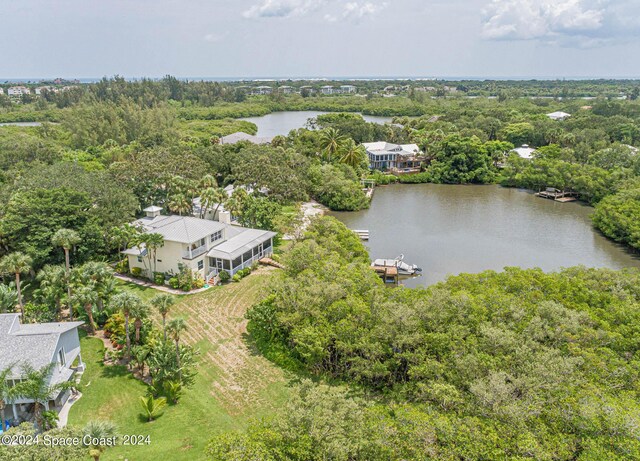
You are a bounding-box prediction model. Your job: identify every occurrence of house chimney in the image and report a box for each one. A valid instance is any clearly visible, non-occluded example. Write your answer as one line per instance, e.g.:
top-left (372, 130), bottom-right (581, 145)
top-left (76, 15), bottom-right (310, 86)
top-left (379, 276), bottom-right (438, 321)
top-left (143, 205), bottom-right (163, 218)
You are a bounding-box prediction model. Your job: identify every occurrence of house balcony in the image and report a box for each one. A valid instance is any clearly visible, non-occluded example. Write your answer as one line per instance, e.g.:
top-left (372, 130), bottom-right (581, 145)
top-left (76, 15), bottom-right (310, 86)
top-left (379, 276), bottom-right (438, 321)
top-left (182, 244), bottom-right (207, 260)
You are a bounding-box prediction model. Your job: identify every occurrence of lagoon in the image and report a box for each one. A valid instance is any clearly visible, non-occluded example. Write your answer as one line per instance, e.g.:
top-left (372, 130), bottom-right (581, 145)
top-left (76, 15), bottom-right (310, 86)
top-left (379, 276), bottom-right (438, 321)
top-left (331, 183), bottom-right (640, 287)
top-left (241, 111), bottom-right (393, 137)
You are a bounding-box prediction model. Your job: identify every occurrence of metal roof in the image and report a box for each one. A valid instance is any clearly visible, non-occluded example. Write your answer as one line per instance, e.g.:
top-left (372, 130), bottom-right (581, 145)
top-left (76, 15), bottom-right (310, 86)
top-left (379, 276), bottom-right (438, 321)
top-left (134, 215), bottom-right (226, 244)
top-left (207, 229), bottom-right (276, 261)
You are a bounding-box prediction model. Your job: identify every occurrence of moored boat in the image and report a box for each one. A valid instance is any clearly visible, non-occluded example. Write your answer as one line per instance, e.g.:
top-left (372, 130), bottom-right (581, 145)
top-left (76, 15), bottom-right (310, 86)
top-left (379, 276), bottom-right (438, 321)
top-left (371, 254), bottom-right (422, 276)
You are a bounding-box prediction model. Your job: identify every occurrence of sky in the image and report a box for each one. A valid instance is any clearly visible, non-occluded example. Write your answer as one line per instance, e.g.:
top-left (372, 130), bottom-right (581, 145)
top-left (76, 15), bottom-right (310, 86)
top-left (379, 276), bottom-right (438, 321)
top-left (2, 0), bottom-right (640, 79)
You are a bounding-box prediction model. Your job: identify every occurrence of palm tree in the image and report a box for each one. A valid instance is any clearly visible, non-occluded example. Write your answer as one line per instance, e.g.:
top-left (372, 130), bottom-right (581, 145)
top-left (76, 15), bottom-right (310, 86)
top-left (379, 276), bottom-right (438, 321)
top-left (167, 318), bottom-right (187, 382)
top-left (71, 284), bottom-right (99, 335)
top-left (72, 262), bottom-right (116, 315)
top-left (168, 193), bottom-right (191, 216)
top-left (36, 265), bottom-right (66, 319)
top-left (52, 228), bottom-right (81, 320)
top-left (0, 365), bottom-right (18, 428)
top-left (0, 252), bottom-right (32, 316)
top-left (131, 301), bottom-right (150, 344)
top-left (199, 187), bottom-right (219, 219)
top-left (110, 224), bottom-right (141, 265)
top-left (110, 292), bottom-right (144, 359)
top-left (83, 420), bottom-right (117, 461)
top-left (151, 294), bottom-right (175, 341)
top-left (13, 363), bottom-right (74, 429)
top-left (199, 173), bottom-right (217, 190)
top-left (0, 284), bottom-right (18, 314)
top-left (139, 395), bottom-right (167, 422)
top-left (319, 127), bottom-right (346, 163)
top-left (139, 233), bottom-right (164, 276)
top-left (224, 189), bottom-right (248, 222)
top-left (340, 139), bottom-right (367, 169)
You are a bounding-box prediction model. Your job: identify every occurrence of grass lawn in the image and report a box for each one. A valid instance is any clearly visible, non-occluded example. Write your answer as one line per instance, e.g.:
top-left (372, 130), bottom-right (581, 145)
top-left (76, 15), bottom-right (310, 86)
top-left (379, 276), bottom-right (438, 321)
top-left (69, 268), bottom-right (290, 460)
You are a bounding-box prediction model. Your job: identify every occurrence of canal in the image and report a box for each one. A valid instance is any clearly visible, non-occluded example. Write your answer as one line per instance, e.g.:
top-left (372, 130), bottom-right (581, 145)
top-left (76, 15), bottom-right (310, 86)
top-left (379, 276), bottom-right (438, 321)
top-left (331, 183), bottom-right (640, 287)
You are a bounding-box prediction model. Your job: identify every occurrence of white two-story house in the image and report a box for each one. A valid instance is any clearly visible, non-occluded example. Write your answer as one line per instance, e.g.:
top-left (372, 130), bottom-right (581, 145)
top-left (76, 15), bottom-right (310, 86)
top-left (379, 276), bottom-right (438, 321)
top-left (0, 314), bottom-right (84, 423)
top-left (123, 207), bottom-right (276, 282)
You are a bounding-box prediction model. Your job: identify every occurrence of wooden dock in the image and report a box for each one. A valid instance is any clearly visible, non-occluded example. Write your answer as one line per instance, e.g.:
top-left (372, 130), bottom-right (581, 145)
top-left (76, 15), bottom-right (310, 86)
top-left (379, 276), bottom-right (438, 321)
top-left (535, 188), bottom-right (577, 202)
top-left (371, 265), bottom-right (398, 285)
top-left (352, 229), bottom-right (369, 241)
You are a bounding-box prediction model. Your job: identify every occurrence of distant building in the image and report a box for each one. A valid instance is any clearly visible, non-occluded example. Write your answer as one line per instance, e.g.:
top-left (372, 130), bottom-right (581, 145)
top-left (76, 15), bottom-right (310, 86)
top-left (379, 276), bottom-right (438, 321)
top-left (363, 141), bottom-right (425, 173)
top-left (320, 85), bottom-right (335, 95)
top-left (7, 86), bottom-right (30, 97)
top-left (512, 144), bottom-right (537, 159)
top-left (340, 85), bottom-right (357, 94)
top-left (278, 85), bottom-right (294, 94)
top-left (251, 86), bottom-right (272, 95)
top-left (0, 88), bottom-right (4, 95)
top-left (546, 111), bottom-right (571, 121)
top-left (219, 132), bottom-right (274, 145)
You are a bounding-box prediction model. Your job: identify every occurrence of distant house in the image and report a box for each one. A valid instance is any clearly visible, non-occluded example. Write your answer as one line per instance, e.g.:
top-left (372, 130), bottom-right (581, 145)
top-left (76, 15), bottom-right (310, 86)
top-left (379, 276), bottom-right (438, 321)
top-left (340, 85), bottom-right (357, 94)
top-left (320, 85), bottom-right (334, 95)
top-left (278, 85), bottom-right (294, 94)
top-left (512, 144), bottom-right (537, 159)
top-left (7, 86), bottom-right (30, 97)
top-left (0, 88), bottom-right (4, 95)
top-left (363, 142), bottom-right (425, 173)
top-left (251, 86), bottom-right (272, 95)
top-left (546, 111), bottom-right (571, 121)
top-left (219, 132), bottom-right (274, 145)
top-left (0, 313), bottom-right (84, 422)
top-left (123, 208), bottom-right (276, 281)
top-left (299, 85), bottom-right (315, 94)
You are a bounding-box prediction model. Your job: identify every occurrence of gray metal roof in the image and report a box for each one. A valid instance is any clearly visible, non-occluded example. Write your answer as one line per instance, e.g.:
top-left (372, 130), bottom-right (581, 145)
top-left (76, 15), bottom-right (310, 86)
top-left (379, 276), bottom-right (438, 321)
top-left (207, 229), bottom-right (276, 261)
top-left (134, 215), bottom-right (226, 244)
top-left (0, 314), bottom-right (83, 379)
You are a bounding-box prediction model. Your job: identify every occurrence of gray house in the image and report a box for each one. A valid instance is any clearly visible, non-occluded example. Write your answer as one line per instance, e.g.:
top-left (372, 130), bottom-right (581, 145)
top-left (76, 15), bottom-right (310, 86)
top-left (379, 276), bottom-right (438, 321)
top-left (0, 314), bottom-right (84, 421)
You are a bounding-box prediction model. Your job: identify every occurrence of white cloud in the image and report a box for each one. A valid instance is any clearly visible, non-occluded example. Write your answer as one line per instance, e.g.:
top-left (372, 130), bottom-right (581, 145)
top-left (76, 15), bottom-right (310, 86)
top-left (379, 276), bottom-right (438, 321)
top-left (341, 2), bottom-right (387, 22)
top-left (242, 0), bottom-right (328, 19)
top-left (481, 0), bottom-right (640, 46)
top-left (242, 0), bottom-right (386, 22)
top-left (203, 32), bottom-right (227, 43)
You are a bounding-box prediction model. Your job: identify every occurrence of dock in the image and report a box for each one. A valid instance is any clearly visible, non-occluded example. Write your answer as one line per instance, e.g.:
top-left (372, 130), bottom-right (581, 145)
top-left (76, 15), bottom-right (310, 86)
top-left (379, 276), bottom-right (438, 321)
top-left (352, 229), bottom-right (369, 241)
top-left (371, 265), bottom-right (398, 285)
top-left (535, 188), bottom-right (578, 202)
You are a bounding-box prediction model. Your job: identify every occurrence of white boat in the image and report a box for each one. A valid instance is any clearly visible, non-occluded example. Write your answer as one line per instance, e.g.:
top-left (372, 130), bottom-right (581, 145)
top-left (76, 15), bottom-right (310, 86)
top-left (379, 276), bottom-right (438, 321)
top-left (371, 254), bottom-right (422, 276)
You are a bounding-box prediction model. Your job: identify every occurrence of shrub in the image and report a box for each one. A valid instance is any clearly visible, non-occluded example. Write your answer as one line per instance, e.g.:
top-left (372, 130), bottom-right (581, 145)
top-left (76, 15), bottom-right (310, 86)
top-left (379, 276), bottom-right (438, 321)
top-left (104, 313), bottom-right (125, 344)
top-left (115, 259), bottom-right (129, 273)
top-left (181, 282), bottom-right (193, 292)
top-left (168, 277), bottom-right (180, 289)
top-left (232, 274), bottom-right (242, 283)
top-left (193, 277), bottom-right (205, 289)
top-left (154, 272), bottom-right (165, 285)
top-left (130, 267), bottom-right (142, 277)
top-left (139, 395), bottom-right (167, 422)
top-left (218, 270), bottom-right (230, 283)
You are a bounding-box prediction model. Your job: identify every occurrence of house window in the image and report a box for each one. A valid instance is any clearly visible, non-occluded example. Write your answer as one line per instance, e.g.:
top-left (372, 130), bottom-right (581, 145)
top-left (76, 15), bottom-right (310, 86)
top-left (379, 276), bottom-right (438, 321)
top-left (197, 260), bottom-right (204, 270)
top-left (210, 230), bottom-right (222, 243)
top-left (58, 348), bottom-right (66, 367)
top-left (157, 259), bottom-right (162, 262)
top-left (137, 256), bottom-right (143, 263)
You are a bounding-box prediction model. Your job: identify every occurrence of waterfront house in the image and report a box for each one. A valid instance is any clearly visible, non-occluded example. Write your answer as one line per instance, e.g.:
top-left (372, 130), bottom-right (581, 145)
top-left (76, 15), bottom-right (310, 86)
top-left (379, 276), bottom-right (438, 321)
top-left (123, 207), bottom-right (276, 281)
top-left (512, 144), bottom-right (537, 159)
top-left (278, 85), bottom-right (294, 94)
top-left (219, 132), bottom-right (274, 145)
top-left (252, 86), bottom-right (273, 95)
top-left (363, 141), bottom-right (425, 173)
top-left (546, 111), bottom-right (571, 121)
top-left (0, 313), bottom-right (84, 423)
top-left (340, 85), bottom-right (357, 94)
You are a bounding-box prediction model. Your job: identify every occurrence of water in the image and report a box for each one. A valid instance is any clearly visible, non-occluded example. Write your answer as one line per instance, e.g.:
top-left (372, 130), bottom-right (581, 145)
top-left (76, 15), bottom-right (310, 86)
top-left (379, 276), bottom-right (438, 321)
top-left (241, 111), bottom-right (393, 137)
top-left (331, 184), bottom-right (640, 287)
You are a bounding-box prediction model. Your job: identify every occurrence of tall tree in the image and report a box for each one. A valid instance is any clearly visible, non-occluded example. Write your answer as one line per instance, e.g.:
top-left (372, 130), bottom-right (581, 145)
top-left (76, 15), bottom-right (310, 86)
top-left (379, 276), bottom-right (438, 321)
top-left (36, 265), bottom-right (67, 320)
top-left (110, 292), bottom-right (145, 359)
top-left (339, 139), bottom-right (367, 169)
top-left (0, 252), bottom-right (32, 316)
top-left (319, 128), bottom-right (346, 163)
top-left (151, 294), bottom-right (175, 341)
top-left (51, 228), bottom-right (81, 320)
top-left (71, 284), bottom-right (99, 335)
top-left (167, 318), bottom-right (187, 382)
top-left (0, 365), bottom-right (18, 428)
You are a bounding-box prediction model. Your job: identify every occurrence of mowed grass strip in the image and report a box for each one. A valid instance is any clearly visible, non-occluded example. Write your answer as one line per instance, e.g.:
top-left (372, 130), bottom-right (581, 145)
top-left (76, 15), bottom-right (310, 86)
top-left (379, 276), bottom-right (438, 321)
top-left (69, 269), bottom-right (290, 461)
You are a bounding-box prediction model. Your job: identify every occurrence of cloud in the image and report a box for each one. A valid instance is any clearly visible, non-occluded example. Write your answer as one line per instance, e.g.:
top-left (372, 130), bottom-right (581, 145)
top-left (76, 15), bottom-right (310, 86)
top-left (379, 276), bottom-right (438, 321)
top-left (242, 0), bottom-right (328, 19)
top-left (243, 0), bottom-right (386, 23)
top-left (481, 0), bottom-right (640, 46)
top-left (341, 2), bottom-right (387, 22)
